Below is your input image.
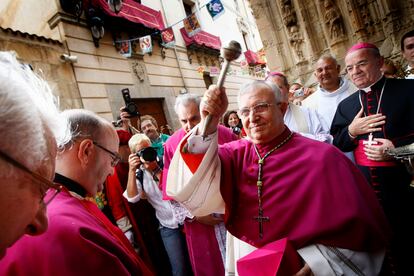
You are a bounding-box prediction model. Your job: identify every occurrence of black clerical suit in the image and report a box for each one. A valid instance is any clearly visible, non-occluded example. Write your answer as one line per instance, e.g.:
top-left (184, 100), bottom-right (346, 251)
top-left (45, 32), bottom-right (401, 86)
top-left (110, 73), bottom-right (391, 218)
top-left (331, 76), bottom-right (414, 275)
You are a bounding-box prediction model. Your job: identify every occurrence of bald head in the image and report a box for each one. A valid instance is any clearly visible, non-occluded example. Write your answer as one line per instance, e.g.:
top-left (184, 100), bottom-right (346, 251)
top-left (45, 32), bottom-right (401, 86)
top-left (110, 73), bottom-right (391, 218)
top-left (314, 55), bottom-right (341, 92)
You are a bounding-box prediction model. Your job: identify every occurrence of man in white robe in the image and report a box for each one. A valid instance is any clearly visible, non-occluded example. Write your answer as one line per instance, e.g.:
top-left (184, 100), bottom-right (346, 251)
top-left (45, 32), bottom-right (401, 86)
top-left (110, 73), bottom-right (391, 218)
top-left (266, 72), bottom-right (332, 143)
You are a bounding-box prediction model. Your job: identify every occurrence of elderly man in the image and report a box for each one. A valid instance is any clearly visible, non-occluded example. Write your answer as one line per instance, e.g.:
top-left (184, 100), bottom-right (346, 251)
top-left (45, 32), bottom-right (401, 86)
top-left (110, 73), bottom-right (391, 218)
top-left (166, 81), bottom-right (389, 275)
top-left (0, 52), bottom-right (65, 259)
top-left (401, 29), bottom-right (414, 79)
top-left (162, 93), bottom-right (237, 276)
top-left (331, 42), bottom-right (414, 275)
top-left (266, 72), bottom-right (331, 143)
top-left (140, 115), bottom-right (169, 158)
top-left (0, 109), bottom-right (153, 275)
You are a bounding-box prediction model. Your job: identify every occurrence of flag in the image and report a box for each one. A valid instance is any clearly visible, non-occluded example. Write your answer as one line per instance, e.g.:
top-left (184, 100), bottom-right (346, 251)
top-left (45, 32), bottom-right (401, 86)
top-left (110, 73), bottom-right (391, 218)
top-left (139, 35), bottom-right (152, 54)
top-left (183, 13), bottom-right (201, 37)
top-left (209, 66), bottom-right (219, 77)
top-left (161, 27), bottom-right (175, 48)
top-left (118, 41), bottom-right (132, 58)
top-left (206, 0), bottom-right (225, 20)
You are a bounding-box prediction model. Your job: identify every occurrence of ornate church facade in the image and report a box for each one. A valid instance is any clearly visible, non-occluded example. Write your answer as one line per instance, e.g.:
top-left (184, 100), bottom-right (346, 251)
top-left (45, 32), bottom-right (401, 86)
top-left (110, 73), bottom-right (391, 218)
top-left (249, 0), bottom-right (414, 85)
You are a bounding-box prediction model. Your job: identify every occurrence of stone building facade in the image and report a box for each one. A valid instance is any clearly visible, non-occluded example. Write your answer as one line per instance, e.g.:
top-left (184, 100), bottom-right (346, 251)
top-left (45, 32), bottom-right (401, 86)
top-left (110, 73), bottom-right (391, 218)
top-left (0, 0), bottom-right (265, 130)
top-left (249, 0), bottom-right (414, 86)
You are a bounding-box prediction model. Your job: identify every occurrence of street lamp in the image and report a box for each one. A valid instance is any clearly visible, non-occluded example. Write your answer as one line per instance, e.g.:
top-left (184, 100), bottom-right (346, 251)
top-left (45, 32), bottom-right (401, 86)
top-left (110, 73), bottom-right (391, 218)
top-left (107, 0), bottom-right (123, 14)
top-left (88, 9), bottom-right (105, 47)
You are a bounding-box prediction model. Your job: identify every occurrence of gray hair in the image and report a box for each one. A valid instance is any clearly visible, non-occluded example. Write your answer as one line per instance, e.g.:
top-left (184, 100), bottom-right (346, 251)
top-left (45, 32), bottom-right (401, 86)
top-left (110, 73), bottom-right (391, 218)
top-left (0, 51), bottom-right (70, 179)
top-left (58, 109), bottom-right (112, 151)
top-left (174, 93), bottom-right (201, 115)
top-left (317, 54), bottom-right (339, 66)
top-left (238, 80), bottom-right (283, 108)
top-left (128, 133), bottom-right (151, 153)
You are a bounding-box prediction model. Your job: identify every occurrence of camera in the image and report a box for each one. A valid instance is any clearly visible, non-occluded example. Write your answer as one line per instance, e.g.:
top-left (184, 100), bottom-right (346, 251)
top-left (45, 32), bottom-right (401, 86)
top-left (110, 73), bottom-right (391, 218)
top-left (294, 88), bottom-right (304, 97)
top-left (112, 119), bottom-right (123, 128)
top-left (136, 147), bottom-right (158, 162)
top-left (231, 126), bottom-right (241, 135)
top-left (121, 88), bottom-right (140, 117)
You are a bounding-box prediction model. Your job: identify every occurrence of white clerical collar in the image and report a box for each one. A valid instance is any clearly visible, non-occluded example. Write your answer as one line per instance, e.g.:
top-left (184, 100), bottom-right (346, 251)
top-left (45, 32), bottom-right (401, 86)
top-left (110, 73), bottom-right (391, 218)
top-left (360, 75), bottom-right (384, 93)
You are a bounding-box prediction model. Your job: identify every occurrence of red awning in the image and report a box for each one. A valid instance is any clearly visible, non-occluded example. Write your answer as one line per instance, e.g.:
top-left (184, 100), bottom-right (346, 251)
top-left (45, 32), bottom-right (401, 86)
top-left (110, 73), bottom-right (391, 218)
top-left (180, 28), bottom-right (221, 51)
top-left (92, 0), bottom-right (165, 30)
top-left (244, 50), bottom-right (266, 65)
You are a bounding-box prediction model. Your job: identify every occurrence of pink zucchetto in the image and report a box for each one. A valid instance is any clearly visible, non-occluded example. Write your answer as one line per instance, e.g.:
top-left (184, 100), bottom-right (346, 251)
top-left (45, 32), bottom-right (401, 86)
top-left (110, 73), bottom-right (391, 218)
top-left (346, 42), bottom-right (379, 54)
top-left (265, 71), bottom-right (285, 80)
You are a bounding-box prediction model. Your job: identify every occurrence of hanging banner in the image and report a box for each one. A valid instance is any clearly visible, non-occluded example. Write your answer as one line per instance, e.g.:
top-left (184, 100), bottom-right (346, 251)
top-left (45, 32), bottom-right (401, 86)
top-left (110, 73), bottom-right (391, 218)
top-left (161, 27), bottom-right (175, 48)
top-left (209, 66), bottom-right (219, 77)
top-left (183, 13), bottom-right (201, 37)
top-left (118, 41), bottom-right (132, 57)
top-left (139, 35), bottom-right (152, 54)
top-left (206, 0), bottom-right (225, 20)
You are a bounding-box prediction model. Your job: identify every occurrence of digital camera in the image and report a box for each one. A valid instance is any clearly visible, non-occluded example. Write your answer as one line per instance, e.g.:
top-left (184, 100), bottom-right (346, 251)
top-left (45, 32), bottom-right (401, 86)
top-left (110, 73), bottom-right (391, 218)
top-left (121, 88), bottom-right (140, 117)
top-left (136, 147), bottom-right (158, 162)
top-left (293, 88), bottom-right (304, 97)
top-left (231, 126), bottom-right (241, 135)
top-left (111, 119), bottom-right (123, 128)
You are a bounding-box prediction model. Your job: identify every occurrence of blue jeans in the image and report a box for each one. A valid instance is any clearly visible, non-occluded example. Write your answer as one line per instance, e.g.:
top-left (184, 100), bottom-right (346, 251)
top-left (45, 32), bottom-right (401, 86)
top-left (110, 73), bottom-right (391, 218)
top-left (159, 225), bottom-right (192, 276)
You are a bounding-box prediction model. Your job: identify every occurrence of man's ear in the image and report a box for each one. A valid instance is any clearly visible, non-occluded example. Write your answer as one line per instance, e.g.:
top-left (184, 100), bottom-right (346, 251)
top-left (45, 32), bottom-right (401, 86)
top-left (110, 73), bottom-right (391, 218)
top-left (279, 102), bottom-right (289, 114)
top-left (77, 139), bottom-right (93, 168)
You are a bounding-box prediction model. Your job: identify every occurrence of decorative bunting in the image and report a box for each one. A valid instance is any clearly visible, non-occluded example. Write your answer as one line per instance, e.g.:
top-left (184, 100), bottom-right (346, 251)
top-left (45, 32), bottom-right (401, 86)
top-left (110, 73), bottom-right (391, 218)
top-left (118, 41), bottom-right (132, 57)
top-left (139, 35), bottom-right (152, 54)
top-left (206, 0), bottom-right (225, 20)
top-left (161, 27), bottom-right (175, 48)
top-left (183, 13), bottom-right (201, 37)
top-left (209, 66), bottom-right (219, 76)
top-left (196, 66), bottom-right (205, 75)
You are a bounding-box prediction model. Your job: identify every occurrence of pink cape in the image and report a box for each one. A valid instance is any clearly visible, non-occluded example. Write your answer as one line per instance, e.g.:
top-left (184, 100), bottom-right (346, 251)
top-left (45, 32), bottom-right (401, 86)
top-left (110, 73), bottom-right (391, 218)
top-left (0, 189), bottom-right (153, 276)
top-left (162, 126), bottom-right (236, 276)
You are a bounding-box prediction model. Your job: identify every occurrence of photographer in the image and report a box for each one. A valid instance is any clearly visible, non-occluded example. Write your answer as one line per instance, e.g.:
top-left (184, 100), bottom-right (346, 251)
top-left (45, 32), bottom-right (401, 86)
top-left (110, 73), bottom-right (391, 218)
top-left (222, 110), bottom-right (245, 138)
top-left (124, 134), bottom-right (192, 276)
top-left (114, 109), bottom-right (141, 135)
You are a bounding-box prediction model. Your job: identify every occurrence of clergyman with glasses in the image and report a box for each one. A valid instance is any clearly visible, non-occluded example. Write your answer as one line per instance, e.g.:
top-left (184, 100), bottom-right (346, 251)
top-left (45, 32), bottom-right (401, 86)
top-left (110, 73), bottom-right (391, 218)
top-left (0, 109), bottom-right (153, 275)
top-left (331, 42), bottom-right (414, 275)
top-left (165, 81), bottom-right (389, 275)
top-left (0, 51), bottom-right (67, 259)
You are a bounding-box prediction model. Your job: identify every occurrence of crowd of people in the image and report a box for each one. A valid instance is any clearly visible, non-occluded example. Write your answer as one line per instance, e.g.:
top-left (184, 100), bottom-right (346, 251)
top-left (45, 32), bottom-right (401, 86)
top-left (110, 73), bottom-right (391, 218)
top-left (0, 30), bottom-right (413, 276)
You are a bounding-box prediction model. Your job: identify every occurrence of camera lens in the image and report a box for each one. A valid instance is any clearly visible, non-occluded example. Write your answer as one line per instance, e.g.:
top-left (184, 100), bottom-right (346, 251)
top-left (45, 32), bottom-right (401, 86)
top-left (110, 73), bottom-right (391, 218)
top-left (137, 147), bottom-right (158, 162)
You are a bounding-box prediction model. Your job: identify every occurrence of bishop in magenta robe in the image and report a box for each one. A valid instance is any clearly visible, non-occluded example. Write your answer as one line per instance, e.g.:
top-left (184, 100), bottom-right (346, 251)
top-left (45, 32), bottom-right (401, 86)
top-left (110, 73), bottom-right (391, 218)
top-left (166, 80), bottom-right (390, 275)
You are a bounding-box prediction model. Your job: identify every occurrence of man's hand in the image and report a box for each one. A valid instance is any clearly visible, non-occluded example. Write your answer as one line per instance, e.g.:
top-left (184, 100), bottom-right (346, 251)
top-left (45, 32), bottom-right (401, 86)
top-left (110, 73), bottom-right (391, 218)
top-left (195, 214), bottom-right (223, 226)
top-left (293, 263), bottom-right (314, 276)
top-left (128, 153), bottom-right (141, 171)
top-left (200, 85), bottom-right (228, 134)
top-left (364, 138), bottom-right (395, 161)
top-left (348, 107), bottom-right (386, 137)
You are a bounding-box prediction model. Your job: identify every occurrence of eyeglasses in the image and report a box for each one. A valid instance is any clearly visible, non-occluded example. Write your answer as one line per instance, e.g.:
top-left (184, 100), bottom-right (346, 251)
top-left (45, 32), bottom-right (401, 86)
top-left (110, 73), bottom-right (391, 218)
top-left (93, 141), bottom-right (121, 167)
top-left (345, 60), bottom-right (369, 73)
top-left (0, 149), bottom-right (62, 206)
top-left (238, 103), bottom-right (274, 118)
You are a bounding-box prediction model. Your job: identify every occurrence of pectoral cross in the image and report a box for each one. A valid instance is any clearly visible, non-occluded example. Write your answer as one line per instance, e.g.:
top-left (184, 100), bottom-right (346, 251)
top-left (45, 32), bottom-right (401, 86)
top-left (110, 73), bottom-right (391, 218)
top-left (363, 133), bottom-right (378, 146)
top-left (254, 208), bottom-right (270, 239)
